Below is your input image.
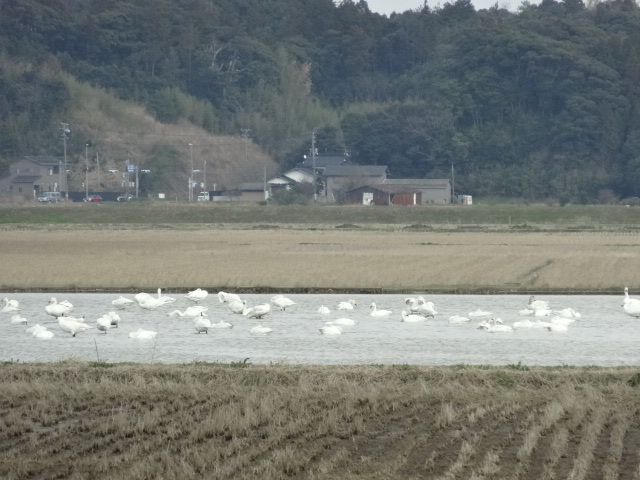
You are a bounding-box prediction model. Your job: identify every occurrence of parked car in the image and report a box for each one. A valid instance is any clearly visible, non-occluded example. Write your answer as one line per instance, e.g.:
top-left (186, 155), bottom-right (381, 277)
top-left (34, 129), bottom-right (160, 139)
top-left (117, 194), bottom-right (133, 202)
top-left (197, 191), bottom-right (210, 201)
top-left (83, 195), bottom-right (102, 203)
top-left (37, 192), bottom-right (62, 203)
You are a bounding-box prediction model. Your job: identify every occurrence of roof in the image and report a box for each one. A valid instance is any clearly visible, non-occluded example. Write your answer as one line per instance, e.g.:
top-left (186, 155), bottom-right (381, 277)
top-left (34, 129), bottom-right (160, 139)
top-left (298, 155), bottom-right (348, 169)
top-left (12, 175), bottom-right (42, 183)
top-left (323, 165), bottom-right (388, 177)
top-left (237, 182), bottom-right (265, 191)
top-left (347, 184), bottom-right (422, 195)
top-left (24, 156), bottom-right (61, 166)
top-left (382, 179), bottom-right (450, 189)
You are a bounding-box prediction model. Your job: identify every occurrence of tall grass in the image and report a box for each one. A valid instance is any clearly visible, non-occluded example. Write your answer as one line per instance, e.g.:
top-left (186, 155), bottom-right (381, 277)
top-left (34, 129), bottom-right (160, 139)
top-left (2, 363), bottom-right (640, 480)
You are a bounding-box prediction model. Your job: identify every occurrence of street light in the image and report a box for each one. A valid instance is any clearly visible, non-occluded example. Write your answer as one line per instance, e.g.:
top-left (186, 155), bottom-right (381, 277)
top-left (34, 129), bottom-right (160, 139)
top-left (85, 143), bottom-right (89, 201)
top-left (189, 143), bottom-right (193, 202)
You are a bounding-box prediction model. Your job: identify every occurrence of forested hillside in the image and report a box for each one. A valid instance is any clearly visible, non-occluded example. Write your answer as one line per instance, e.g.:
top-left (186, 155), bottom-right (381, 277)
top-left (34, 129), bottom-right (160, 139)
top-left (2, 0), bottom-right (640, 202)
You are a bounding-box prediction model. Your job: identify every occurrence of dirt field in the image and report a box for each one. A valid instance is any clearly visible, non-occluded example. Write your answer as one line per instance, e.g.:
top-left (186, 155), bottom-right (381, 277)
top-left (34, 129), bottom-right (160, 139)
top-left (2, 362), bottom-right (640, 480)
top-left (2, 228), bottom-right (640, 293)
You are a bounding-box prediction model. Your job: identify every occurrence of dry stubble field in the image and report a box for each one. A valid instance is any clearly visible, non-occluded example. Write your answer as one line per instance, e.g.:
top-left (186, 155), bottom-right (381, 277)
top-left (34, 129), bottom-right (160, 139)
top-left (3, 228), bottom-right (640, 293)
top-left (4, 204), bottom-right (640, 479)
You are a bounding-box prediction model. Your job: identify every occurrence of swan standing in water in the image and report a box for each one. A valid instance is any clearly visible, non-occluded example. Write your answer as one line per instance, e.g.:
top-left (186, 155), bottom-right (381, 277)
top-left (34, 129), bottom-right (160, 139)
top-left (107, 311), bottom-right (121, 328)
top-left (370, 303), bottom-right (392, 317)
top-left (623, 287), bottom-right (640, 318)
top-left (185, 288), bottom-right (208, 303)
top-left (528, 295), bottom-right (550, 310)
top-left (96, 316), bottom-right (112, 333)
top-left (227, 299), bottom-right (247, 314)
top-left (111, 296), bottom-right (134, 309)
top-left (318, 305), bottom-right (331, 315)
top-left (58, 317), bottom-right (91, 337)
top-left (193, 314), bottom-right (212, 334)
top-left (271, 295), bottom-right (296, 310)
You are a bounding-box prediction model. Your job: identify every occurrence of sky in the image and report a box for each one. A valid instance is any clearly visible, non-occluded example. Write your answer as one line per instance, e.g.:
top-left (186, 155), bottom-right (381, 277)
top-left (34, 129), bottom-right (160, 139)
top-left (364, 0), bottom-right (535, 14)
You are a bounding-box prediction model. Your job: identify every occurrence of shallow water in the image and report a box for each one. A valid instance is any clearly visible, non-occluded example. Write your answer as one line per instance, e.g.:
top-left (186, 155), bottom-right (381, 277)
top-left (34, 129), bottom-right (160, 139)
top-left (0, 292), bottom-right (635, 366)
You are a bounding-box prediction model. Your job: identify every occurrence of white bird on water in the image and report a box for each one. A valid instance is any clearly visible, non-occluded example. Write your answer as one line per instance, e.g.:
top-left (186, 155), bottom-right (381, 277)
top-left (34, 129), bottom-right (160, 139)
top-left (271, 295), bottom-right (296, 310)
top-left (10, 314), bottom-right (28, 324)
top-left (111, 296), bottom-right (134, 309)
top-left (185, 288), bottom-right (208, 303)
top-left (228, 299), bottom-right (247, 314)
top-left (45, 298), bottom-right (72, 318)
top-left (96, 316), bottom-right (112, 333)
top-left (27, 324), bottom-right (54, 339)
top-left (326, 318), bottom-right (358, 327)
top-left (129, 328), bottom-right (157, 339)
top-left (58, 317), bottom-right (91, 337)
top-left (218, 291), bottom-right (242, 304)
top-left (319, 324), bottom-right (342, 335)
top-left (318, 305), bottom-right (331, 315)
top-left (2, 297), bottom-right (20, 313)
top-left (250, 325), bottom-right (273, 335)
top-left (401, 311), bottom-right (427, 323)
top-left (193, 314), bottom-right (212, 334)
top-left (337, 299), bottom-right (357, 310)
top-left (243, 303), bottom-right (271, 319)
top-left (168, 305), bottom-right (209, 318)
top-left (370, 302), bottom-right (392, 317)
top-left (623, 287), bottom-right (640, 318)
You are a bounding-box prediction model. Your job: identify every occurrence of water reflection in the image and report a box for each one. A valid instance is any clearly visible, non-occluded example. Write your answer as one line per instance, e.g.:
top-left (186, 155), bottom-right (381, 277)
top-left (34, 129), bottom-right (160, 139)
top-left (0, 292), bottom-right (635, 366)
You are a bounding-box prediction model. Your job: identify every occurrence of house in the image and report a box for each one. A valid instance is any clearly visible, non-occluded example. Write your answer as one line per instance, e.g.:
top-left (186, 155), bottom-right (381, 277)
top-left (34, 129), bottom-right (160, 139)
top-left (346, 185), bottom-right (422, 206)
top-left (322, 165), bottom-right (389, 202)
top-left (380, 179), bottom-right (452, 204)
top-left (0, 156), bottom-right (65, 199)
top-left (267, 168), bottom-right (315, 197)
top-left (224, 182), bottom-right (267, 202)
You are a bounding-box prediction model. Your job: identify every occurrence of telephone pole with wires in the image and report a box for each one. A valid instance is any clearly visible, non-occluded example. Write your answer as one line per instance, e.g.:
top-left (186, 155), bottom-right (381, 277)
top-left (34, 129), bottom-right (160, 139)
top-left (60, 122), bottom-right (70, 198)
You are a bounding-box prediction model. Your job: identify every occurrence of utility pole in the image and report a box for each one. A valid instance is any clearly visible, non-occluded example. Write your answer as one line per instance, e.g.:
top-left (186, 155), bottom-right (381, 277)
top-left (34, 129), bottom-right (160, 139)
top-left (85, 143), bottom-right (89, 201)
top-left (188, 143), bottom-right (194, 202)
top-left (451, 163), bottom-right (455, 204)
top-left (60, 122), bottom-right (70, 199)
top-left (311, 131), bottom-right (317, 202)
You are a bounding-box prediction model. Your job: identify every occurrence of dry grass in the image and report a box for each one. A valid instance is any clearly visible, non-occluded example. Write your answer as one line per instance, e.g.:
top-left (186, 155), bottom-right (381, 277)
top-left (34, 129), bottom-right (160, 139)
top-left (2, 362), bottom-right (640, 479)
top-left (2, 229), bottom-right (640, 292)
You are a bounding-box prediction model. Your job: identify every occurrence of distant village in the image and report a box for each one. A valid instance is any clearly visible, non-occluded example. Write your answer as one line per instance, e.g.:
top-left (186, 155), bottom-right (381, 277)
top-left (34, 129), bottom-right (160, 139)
top-left (0, 154), bottom-right (471, 206)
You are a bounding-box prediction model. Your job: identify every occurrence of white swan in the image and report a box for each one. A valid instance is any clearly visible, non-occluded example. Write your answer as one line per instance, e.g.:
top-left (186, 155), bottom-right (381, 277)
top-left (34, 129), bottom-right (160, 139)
top-left (319, 325), bottom-right (343, 335)
top-left (193, 314), bottom-right (212, 333)
top-left (243, 303), bottom-right (271, 319)
top-left (1, 297), bottom-right (20, 313)
top-left (528, 295), bottom-right (550, 310)
top-left (250, 325), bottom-right (273, 335)
top-left (337, 299), bottom-right (357, 310)
top-left (27, 324), bottom-right (54, 339)
top-left (318, 305), bottom-right (331, 315)
top-left (228, 299), bottom-right (247, 314)
top-left (448, 315), bottom-right (470, 324)
top-left (550, 315), bottom-right (575, 327)
top-left (271, 295), bottom-right (296, 310)
top-left (401, 311), bottom-right (427, 323)
top-left (405, 296), bottom-right (426, 312)
top-left (218, 291), bottom-right (242, 303)
top-left (210, 320), bottom-right (233, 329)
top-left (111, 296), bottom-right (134, 309)
top-left (547, 323), bottom-right (568, 332)
top-left (468, 308), bottom-right (492, 319)
top-left (129, 328), bottom-right (157, 339)
top-left (45, 298), bottom-right (72, 318)
top-left (137, 288), bottom-right (174, 309)
top-left (414, 301), bottom-right (437, 317)
top-left (623, 287), bottom-right (640, 318)
top-left (326, 318), bottom-right (358, 327)
top-left (554, 307), bottom-right (581, 319)
top-left (370, 302), bottom-right (392, 317)
top-left (10, 314), bottom-right (28, 324)
top-left (58, 317), bottom-right (91, 337)
top-left (96, 316), bottom-right (112, 333)
top-left (168, 305), bottom-right (209, 317)
top-left (107, 311), bottom-right (121, 327)
top-left (185, 288), bottom-right (208, 303)
top-left (478, 317), bottom-right (513, 332)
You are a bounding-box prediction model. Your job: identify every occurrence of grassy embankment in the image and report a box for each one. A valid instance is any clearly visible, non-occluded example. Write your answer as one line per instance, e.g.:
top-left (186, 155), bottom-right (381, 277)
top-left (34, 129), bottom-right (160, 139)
top-left (2, 361), bottom-right (640, 480)
top-left (1, 203), bottom-right (640, 293)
